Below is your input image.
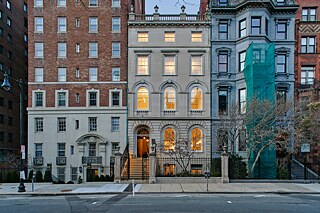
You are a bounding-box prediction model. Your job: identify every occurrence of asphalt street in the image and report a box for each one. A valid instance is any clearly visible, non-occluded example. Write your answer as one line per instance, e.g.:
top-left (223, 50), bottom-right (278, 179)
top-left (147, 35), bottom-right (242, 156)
top-left (0, 193), bottom-right (320, 213)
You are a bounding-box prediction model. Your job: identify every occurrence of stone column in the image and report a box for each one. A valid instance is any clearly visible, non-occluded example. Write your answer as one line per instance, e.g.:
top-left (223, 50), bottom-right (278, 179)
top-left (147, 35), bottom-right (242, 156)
top-left (114, 152), bottom-right (122, 183)
top-left (221, 146), bottom-right (229, 183)
top-left (149, 152), bottom-right (156, 184)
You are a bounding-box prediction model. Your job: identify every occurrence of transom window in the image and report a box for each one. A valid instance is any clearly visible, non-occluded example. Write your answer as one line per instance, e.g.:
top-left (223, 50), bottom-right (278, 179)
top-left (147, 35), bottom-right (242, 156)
top-left (164, 87), bottom-right (176, 110)
top-left (137, 56), bottom-right (149, 75)
top-left (190, 86), bottom-right (203, 110)
top-left (137, 87), bottom-right (149, 110)
top-left (138, 32), bottom-right (148, 42)
top-left (301, 66), bottom-right (315, 85)
top-left (164, 56), bottom-right (176, 75)
top-left (239, 19), bottom-right (247, 38)
top-left (302, 8), bottom-right (316, 21)
top-left (191, 128), bottom-right (203, 151)
top-left (163, 128), bottom-right (175, 151)
top-left (191, 32), bottom-right (202, 42)
top-left (301, 37), bottom-right (316, 53)
top-left (165, 32), bottom-right (175, 42)
top-left (251, 17), bottom-right (261, 35)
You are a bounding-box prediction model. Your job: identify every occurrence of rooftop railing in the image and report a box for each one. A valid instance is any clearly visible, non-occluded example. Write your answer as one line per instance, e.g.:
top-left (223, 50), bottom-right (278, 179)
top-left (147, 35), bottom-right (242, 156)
top-left (211, 0), bottom-right (296, 7)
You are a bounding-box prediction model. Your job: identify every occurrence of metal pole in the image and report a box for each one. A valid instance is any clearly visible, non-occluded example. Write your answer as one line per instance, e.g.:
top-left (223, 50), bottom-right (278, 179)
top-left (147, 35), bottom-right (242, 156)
top-left (206, 177), bottom-right (208, 192)
top-left (304, 156), bottom-right (307, 181)
top-left (132, 179), bottom-right (135, 197)
top-left (18, 79), bottom-right (25, 192)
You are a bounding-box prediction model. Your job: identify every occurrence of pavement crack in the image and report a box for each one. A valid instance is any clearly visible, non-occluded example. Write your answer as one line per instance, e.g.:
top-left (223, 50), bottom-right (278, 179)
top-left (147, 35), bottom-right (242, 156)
top-left (65, 195), bottom-right (89, 213)
top-left (91, 194), bottom-right (128, 212)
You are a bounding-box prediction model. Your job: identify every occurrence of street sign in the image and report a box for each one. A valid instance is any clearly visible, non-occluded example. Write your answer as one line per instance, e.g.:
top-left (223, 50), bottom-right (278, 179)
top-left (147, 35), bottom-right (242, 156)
top-left (301, 143), bottom-right (310, 153)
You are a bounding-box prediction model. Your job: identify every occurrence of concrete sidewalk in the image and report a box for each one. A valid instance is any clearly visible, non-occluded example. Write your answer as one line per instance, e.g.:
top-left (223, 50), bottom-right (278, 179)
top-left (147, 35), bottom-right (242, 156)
top-left (1, 182), bottom-right (320, 195)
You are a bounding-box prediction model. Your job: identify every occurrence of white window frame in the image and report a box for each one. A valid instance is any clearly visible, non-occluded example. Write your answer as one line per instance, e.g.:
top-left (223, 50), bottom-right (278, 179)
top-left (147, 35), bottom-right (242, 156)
top-left (89, 42), bottom-right (98, 58)
top-left (163, 55), bottom-right (176, 75)
top-left (109, 89), bottom-right (122, 107)
top-left (34, 42), bottom-right (44, 58)
top-left (58, 67), bottom-right (67, 82)
top-left (57, 0), bottom-right (66, 7)
top-left (57, 17), bottom-right (67, 32)
top-left (191, 55), bottom-right (203, 75)
top-left (32, 90), bottom-right (46, 108)
top-left (111, 117), bottom-right (120, 132)
top-left (34, 17), bottom-right (43, 33)
top-left (112, 17), bottom-right (120, 32)
top-left (55, 90), bottom-right (69, 107)
top-left (34, 0), bottom-right (43, 7)
top-left (89, 17), bottom-right (98, 32)
top-left (35, 68), bottom-right (44, 82)
top-left (137, 55), bottom-right (149, 75)
top-left (86, 89), bottom-right (100, 107)
top-left (89, 67), bottom-right (98, 81)
top-left (112, 67), bottom-right (120, 81)
top-left (301, 66), bottom-right (315, 85)
top-left (112, 42), bottom-right (120, 58)
top-left (58, 42), bottom-right (67, 58)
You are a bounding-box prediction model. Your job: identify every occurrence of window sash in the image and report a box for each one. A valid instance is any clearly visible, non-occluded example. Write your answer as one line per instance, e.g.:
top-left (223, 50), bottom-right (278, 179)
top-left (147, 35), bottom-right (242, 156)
top-left (191, 56), bottom-right (202, 75)
top-left (239, 51), bottom-right (246, 72)
top-left (251, 17), bottom-right (261, 35)
top-left (112, 17), bottom-right (120, 31)
top-left (89, 92), bottom-right (97, 106)
top-left (34, 17), bottom-right (43, 32)
top-left (165, 32), bottom-right (175, 42)
top-left (58, 92), bottom-right (66, 106)
top-left (112, 68), bottom-right (120, 81)
top-left (219, 90), bottom-right (228, 115)
top-left (58, 68), bottom-right (67, 81)
top-left (35, 92), bottom-right (43, 107)
top-left (35, 68), bottom-right (44, 82)
top-left (276, 54), bottom-right (286, 73)
top-left (164, 56), bottom-right (176, 75)
top-left (35, 118), bottom-right (43, 132)
top-left (164, 88), bottom-right (176, 110)
top-left (89, 117), bottom-right (97, 131)
top-left (89, 43), bottom-right (98, 57)
top-left (112, 43), bottom-right (120, 57)
top-left (219, 23), bottom-right (228, 40)
top-left (191, 32), bottom-right (202, 42)
top-left (239, 20), bottom-right (246, 37)
top-left (89, 17), bottom-right (98, 32)
top-left (89, 144), bottom-right (96, 156)
top-left (138, 32), bottom-right (148, 42)
top-left (137, 87), bottom-right (149, 110)
top-left (112, 92), bottom-right (120, 106)
top-left (35, 144), bottom-right (42, 157)
top-left (111, 117), bottom-right (120, 131)
top-left (276, 23), bottom-right (287, 39)
top-left (57, 143), bottom-right (66, 156)
top-left (58, 43), bottom-right (67, 57)
top-left (218, 53), bottom-right (228, 72)
top-left (58, 17), bottom-right (67, 32)
top-left (58, 118), bottom-right (66, 132)
top-left (89, 68), bottom-right (98, 81)
top-left (190, 87), bottom-right (203, 110)
top-left (137, 56), bottom-right (149, 74)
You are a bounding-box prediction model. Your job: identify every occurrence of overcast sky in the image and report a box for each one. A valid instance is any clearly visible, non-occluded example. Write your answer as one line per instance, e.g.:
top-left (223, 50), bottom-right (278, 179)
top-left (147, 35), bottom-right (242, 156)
top-left (145, 0), bottom-right (200, 14)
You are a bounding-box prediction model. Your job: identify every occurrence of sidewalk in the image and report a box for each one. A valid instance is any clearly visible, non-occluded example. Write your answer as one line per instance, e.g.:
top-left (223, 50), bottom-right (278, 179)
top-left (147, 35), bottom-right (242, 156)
top-left (1, 182), bottom-right (320, 195)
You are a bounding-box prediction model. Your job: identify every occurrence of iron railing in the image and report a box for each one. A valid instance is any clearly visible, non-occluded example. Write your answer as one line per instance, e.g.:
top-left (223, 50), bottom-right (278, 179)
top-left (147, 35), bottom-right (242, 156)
top-left (211, 0), bottom-right (296, 7)
top-left (131, 14), bottom-right (208, 22)
top-left (56, 156), bottom-right (67, 165)
top-left (82, 156), bottom-right (102, 164)
top-left (33, 157), bottom-right (44, 166)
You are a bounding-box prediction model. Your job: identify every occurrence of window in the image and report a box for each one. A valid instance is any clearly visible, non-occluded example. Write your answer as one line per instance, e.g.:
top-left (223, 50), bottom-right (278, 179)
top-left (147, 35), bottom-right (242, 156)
top-left (0, 132), bottom-right (3, 141)
top-left (112, 91), bottom-right (120, 106)
top-left (34, 17), bottom-right (43, 32)
top-left (219, 22), bottom-right (228, 40)
top-left (35, 118), bottom-right (43, 132)
top-left (239, 130), bottom-right (246, 151)
top-left (8, 117), bottom-right (12, 126)
top-left (35, 92), bottom-right (43, 107)
top-left (7, 34), bottom-right (12, 44)
top-left (89, 67), bottom-right (97, 81)
top-left (0, 115), bottom-right (3, 123)
top-left (58, 68), bottom-right (66, 81)
top-left (265, 18), bottom-right (269, 36)
top-left (111, 117), bottom-right (120, 132)
top-left (137, 56), bottom-right (149, 75)
top-left (112, 0), bottom-right (120, 7)
top-left (112, 67), bottom-right (120, 81)
top-left (58, 117), bottom-right (66, 132)
top-left (0, 10), bottom-right (2, 19)
top-left (190, 86), bottom-right (203, 110)
top-left (137, 87), bottom-right (149, 110)
top-left (239, 19), bottom-right (247, 38)
top-left (301, 37), bottom-right (316, 53)
top-left (76, 18), bottom-right (80, 27)
top-left (191, 128), bottom-right (203, 151)
top-left (239, 89), bottom-right (246, 114)
top-left (138, 32), bottom-right (148, 42)
top-left (164, 87), bottom-right (176, 110)
top-left (217, 129), bottom-right (228, 151)
top-left (58, 43), bottom-right (67, 58)
top-left (89, 42), bottom-right (98, 57)
top-left (191, 56), bottom-right (203, 75)
top-left (89, 117), bottom-right (97, 132)
top-left (112, 142), bottom-right (120, 153)
top-left (276, 54), bottom-right (286, 73)
top-left (112, 17), bottom-right (120, 32)
top-left (276, 22), bottom-right (287, 39)
top-left (218, 52), bottom-right (228, 73)
top-left (276, 0), bottom-right (285, 5)
top-left (276, 90), bottom-right (287, 103)
top-left (71, 145), bottom-right (75, 155)
top-left (6, 1), bottom-right (11, 10)
top-left (89, 17), bottom-right (98, 32)
top-left (71, 167), bottom-right (77, 182)
top-left (192, 32), bottom-right (202, 42)
top-left (165, 32), bottom-right (175, 42)
top-left (24, 34), bottom-right (28, 42)
top-left (76, 93), bottom-right (80, 103)
top-left (6, 17), bottom-right (11, 27)
top-left (58, 92), bottom-right (66, 106)
top-left (219, 90), bottom-right (228, 115)
top-left (301, 66), bottom-right (315, 85)
top-left (163, 128), bottom-right (175, 151)
top-left (57, 17), bottom-right (67, 32)
top-left (89, 0), bottom-right (97, 7)
top-left (7, 51), bottom-right (12, 60)
top-left (112, 42), bottom-right (120, 57)
top-left (251, 17), bottom-right (261, 35)
top-left (24, 3), bottom-right (28, 12)
top-left (0, 28), bottom-right (3, 37)
top-left (35, 144), bottom-right (42, 157)
top-left (89, 92), bottom-right (97, 106)
top-left (219, 0), bottom-right (228, 6)
top-left (76, 44), bottom-right (80, 53)
top-left (57, 143), bottom-right (66, 156)
top-left (75, 120), bottom-right (79, 129)
top-left (57, 0), bottom-right (66, 7)
top-left (253, 48), bottom-right (265, 63)
top-left (239, 51), bottom-right (246, 72)
top-left (89, 143), bottom-right (96, 156)
top-left (302, 8), bottom-right (316, 21)
top-left (57, 167), bottom-right (65, 182)
top-left (34, 0), bottom-right (43, 7)
top-left (75, 68), bottom-right (80, 78)
top-left (164, 56), bottom-right (176, 75)
top-left (8, 100), bottom-right (12, 109)
top-left (35, 42), bottom-right (44, 57)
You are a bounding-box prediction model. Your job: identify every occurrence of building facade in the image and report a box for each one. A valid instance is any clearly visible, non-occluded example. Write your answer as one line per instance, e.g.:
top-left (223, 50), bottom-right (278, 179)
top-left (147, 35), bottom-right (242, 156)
top-left (210, 0), bottom-right (297, 168)
top-left (127, 6), bottom-right (212, 177)
top-left (0, 0), bottom-right (28, 163)
top-left (27, 0), bottom-right (129, 183)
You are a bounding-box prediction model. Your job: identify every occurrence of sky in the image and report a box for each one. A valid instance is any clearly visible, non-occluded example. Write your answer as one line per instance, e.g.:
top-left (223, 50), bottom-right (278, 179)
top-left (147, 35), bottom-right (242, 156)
top-left (145, 0), bottom-right (200, 14)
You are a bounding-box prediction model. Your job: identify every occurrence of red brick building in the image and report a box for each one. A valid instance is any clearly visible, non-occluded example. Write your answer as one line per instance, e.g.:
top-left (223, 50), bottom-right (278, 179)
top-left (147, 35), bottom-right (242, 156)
top-left (0, 0), bottom-right (28, 163)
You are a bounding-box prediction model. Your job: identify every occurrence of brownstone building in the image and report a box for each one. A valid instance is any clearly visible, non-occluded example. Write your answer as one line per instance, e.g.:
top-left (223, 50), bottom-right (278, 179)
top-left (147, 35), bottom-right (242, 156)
top-left (27, 0), bottom-right (142, 182)
top-left (0, 1), bottom-right (28, 164)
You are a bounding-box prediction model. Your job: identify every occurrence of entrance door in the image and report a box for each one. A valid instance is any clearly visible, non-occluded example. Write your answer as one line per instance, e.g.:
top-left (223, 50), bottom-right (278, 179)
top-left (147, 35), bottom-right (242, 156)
top-left (136, 128), bottom-right (149, 158)
top-left (86, 169), bottom-right (98, 182)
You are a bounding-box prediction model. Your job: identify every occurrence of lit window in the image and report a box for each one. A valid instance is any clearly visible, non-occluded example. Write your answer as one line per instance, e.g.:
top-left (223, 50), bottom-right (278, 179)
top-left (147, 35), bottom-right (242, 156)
top-left (301, 37), bottom-right (316, 53)
top-left (112, 91), bottom-right (120, 106)
top-left (112, 67), bottom-right (120, 81)
top-left (112, 17), bottom-right (120, 31)
top-left (89, 0), bottom-right (98, 7)
top-left (239, 51), bottom-right (246, 72)
top-left (89, 92), bottom-right (97, 106)
top-left (192, 32), bottom-right (202, 42)
top-left (89, 117), bottom-right (97, 132)
top-left (219, 90), bottom-right (228, 115)
top-left (191, 128), bottom-right (203, 151)
top-left (138, 32), bottom-right (148, 42)
top-left (164, 56), bottom-right (176, 75)
top-left (35, 68), bottom-right (44, 82)
top-left (35, 43), bottom-right (44, 58)
top-left (137, 56), bottom-right (149, 75)
top-left (301, 66), bottom-right (315, 85)
top-left (302, 8), bottom-right (316, 21)
top-left (112, 0), bottom-right (120, 7)
top-left (57, 143), bottom-right (66, 156)
top-left (276, 53), bottom-right (286, 73)
top-left (219, 22), bottom-right (228, 40)
top-left (58, 43), bottom-right (67, 58)
top-left (163, 128), bottom-right (175, 151)
top-left (111, 117), bottom-right (120, 132)
top-left (137, 87), bottom-right (149, 110)
top-left (251, 17), bottom-right (261, 35)
top-left (239, 89), bottom-right (246, 114)
top-left (57, 0), bottom-right (66, 7)
top-left (239, 19), bottom-right (246, 38)
top-left (164, 87), bottom-right (176, 110)
top-left (58, 68), bottom-right (66, 81)
top-left (165, 32), bottom-right (175, 42)
top-left (57, 92), bottom-right (66, 106)
top-left (35, 92), bottom-right (43, 107)
top-left (58, 17), bottom-right (67, 32)
top-left (89, 42), bottom-right (98, 57)
top-left (35, 118), bottom-right (43, 132)
top-left (112, 42), bottom-right (120, 57)
top-left (89, 67), bottom-right (98, 81)
top-left (190, 87), bottom-right (203, 110)
top-left (89, 17), bottom-right (98, 32)
top-left (34, 17), bottom-right (43, 32)
top-left (191, 56), bottom-right (202, 75)
top-left (34, 0), bottom-right (43, 7)
top-left (276, 21), bottom-right (287, 39)
top-left (58, 117), bottom-right (66, 132)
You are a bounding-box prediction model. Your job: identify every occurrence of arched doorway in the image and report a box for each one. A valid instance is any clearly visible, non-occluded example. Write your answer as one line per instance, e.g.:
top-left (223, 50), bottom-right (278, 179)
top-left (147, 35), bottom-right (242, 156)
top-left (136, 127), bottom-right (149, 158)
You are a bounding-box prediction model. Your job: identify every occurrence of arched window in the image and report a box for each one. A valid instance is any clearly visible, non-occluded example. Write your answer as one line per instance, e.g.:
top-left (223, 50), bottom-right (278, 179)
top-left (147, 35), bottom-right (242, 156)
top-left (164, 87), bottom-right (176, 110)
top-left (137, 87), bottom-right (149, 110)
top-left (191, 128), bottom-right (203, 151)
top-left (163, 127), bottom-right (175, 150)
top-left (190, 86), bottom-right (203, 110)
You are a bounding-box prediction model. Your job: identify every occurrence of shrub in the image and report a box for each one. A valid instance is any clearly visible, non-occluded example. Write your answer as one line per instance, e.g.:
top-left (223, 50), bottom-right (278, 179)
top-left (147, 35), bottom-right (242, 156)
top-left (44, 170), bottom-right (52, 182)
top-left (35, 171), bottom-right (43, 182)
top-left (67, 181), bottom-right (74, 184)
top-left (28, 170), bottom-right (34, 181)
top-left (229, 155), bottom-right (247, 179)
top-left (78, 176), bottom-right (83, 184)
top-left (211, 158), bottom-right (221, 177)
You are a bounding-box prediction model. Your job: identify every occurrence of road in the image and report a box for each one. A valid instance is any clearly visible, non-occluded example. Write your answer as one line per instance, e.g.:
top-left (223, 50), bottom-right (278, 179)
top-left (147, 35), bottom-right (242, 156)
top-left (0, 193), bottom-right (320, 213)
